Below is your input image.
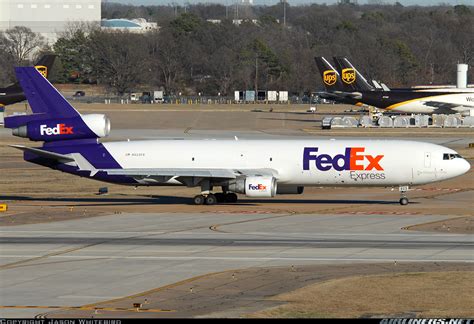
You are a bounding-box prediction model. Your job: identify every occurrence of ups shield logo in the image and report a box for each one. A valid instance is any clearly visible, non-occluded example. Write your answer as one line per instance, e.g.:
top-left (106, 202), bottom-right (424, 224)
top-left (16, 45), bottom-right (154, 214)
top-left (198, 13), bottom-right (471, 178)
top-left (342, 68), bottom-right (356, 84)
top-left (323, 70), bottom-right (337, 86)
top-left (35, 65), bottom-right (48, 78)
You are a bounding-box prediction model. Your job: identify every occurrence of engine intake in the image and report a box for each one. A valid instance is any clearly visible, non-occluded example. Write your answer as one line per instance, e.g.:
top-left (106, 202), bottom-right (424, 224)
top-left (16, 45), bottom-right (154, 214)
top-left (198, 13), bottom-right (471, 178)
top-left (82, 114), bottom-right (111, 138)
top-left (228, 176), bottom-right (277, 198)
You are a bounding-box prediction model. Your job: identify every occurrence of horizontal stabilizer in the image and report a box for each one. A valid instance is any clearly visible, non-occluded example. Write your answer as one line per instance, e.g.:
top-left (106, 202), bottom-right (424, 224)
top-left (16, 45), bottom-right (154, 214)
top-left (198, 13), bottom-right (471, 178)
top-left (318, 91), bottom-right (362, 100)
top-left (372, 80), bottom-right (383, 89)
top-left (344, 92), bottom-right (363, 100)
top-left (10, 145), bottom-right (75, 163)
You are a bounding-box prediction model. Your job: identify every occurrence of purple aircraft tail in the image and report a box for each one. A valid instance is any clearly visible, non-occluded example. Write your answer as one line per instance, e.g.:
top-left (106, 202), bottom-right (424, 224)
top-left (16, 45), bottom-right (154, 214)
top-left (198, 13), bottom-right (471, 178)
top-left (4, 67), bottom-right (110, 142)
top-left (15, 67), bottom-right (80, 118)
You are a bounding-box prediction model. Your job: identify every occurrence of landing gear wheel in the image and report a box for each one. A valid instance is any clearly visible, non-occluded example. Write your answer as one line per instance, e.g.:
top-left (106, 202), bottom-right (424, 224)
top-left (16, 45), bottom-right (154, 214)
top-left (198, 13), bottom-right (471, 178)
top-left (193, 195), bottom-right (205, 205)
top-left (215, 193), bottom-right (226, 203)
top-left (205, 194), bottom-right (217, 205)
top-left (225, 193), bottom-right (238, 203)
top-left (399, 197), bottom-right (409, 206)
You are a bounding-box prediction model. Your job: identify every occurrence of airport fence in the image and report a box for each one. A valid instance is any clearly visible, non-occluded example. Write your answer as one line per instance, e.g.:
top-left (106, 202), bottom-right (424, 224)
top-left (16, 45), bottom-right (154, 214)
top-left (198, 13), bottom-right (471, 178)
top-left (66, 94), bottom-right (327, 105)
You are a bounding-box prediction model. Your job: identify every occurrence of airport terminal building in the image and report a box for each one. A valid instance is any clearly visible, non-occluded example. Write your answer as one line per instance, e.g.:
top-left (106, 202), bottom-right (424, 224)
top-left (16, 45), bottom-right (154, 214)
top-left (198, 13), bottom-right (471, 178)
top-left (0, 0), bottom-right (101, 43)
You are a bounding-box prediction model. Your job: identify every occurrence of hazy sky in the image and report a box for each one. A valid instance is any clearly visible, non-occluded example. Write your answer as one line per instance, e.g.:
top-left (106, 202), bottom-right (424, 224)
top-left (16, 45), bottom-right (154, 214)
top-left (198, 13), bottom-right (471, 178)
top-left (109, 0), bottom-right (473, 6)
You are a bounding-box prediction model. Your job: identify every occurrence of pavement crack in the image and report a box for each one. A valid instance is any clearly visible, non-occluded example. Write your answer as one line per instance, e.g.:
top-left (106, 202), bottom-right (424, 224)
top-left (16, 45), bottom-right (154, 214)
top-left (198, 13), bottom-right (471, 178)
top-left (209, 213), bottom-right (296, 233)
top-left (1, 219), bottom-right (265, 271)
top-left (0, 242), bottom-right (106, 270)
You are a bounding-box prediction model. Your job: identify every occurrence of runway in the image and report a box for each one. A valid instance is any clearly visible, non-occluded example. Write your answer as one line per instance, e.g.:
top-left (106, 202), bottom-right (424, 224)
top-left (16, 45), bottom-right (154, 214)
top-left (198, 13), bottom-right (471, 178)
top-left (0, 212), bottom-right (472, 317)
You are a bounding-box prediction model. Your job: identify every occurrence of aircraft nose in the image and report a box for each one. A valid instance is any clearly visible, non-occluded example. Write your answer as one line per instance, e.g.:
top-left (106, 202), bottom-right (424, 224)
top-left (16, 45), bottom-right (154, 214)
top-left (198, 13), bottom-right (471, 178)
top-left (459, 159), bottom-right (471, 175)
top-left (456, 159), bottom-right (471, 176)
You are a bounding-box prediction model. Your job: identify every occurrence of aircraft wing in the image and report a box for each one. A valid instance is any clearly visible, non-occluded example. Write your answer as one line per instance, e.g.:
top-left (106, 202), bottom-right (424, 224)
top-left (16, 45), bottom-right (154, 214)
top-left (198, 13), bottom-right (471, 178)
top-left (422, 101), bottom-right (474, 113)
top-left (105, 168), bottom-right (237, 179)
top-left (103, 168), bottom-right (278, 183)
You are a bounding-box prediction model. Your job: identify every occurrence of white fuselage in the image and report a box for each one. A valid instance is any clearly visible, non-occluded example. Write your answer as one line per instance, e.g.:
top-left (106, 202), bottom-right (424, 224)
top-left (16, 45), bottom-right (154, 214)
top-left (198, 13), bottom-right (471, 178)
top-left (388, 93), bottom-right (474, 115)
top-left (102, 139), bottom-right (470, 187)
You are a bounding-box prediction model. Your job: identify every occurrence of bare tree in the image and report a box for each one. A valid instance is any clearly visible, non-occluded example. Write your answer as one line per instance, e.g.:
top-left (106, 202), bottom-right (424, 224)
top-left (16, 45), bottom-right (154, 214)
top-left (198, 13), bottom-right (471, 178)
top-left (0, 26), bottom-right (45, 66)
top-left (88, 30), bottom-right (148, 96)
top-left (58, 21), bottom-right (100, 40)
top-left (147, 29), bottom-right (186, 94)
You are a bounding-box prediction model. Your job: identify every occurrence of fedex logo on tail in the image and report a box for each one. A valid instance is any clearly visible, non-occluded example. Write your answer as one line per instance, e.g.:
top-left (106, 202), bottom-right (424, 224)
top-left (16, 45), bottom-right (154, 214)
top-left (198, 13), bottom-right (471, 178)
top-left (303, 147), bottom-right (384, 171)
top-left (40, 124), bottom-right (74, 136)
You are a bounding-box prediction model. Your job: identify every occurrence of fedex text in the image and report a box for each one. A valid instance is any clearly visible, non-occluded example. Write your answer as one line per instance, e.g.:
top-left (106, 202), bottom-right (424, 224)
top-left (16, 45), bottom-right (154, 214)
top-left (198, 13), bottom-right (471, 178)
top-left (40, 124), bottom-right (74, 136)
top-left (303, 147), bottom-right (384, 171)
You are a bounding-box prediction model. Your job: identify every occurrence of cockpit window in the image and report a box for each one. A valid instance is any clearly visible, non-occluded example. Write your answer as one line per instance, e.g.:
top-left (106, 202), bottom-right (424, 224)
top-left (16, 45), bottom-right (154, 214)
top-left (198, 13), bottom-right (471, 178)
top-left (443, 153), bottom-right (463, 160)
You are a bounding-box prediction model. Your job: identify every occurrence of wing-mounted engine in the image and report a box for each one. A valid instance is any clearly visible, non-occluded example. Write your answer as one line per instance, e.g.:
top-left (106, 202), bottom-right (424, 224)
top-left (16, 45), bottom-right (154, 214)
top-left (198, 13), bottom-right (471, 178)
top-left (227, 176), bottom-right (277, 197)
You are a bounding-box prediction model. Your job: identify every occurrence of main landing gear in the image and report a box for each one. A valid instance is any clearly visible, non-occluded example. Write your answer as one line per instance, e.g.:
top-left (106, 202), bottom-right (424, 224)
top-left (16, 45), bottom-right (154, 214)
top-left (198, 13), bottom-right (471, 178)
top-left (193, 182), bottom-right (238, 205)
top-left (193, 192), bottom-right (238, 205)
top-left (399, 186), bottom-right (409, 205)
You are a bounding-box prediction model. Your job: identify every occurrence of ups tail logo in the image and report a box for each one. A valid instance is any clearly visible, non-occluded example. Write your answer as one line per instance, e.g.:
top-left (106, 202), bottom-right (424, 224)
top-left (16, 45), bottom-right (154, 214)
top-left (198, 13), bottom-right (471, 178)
top-left (35, 65), bottom-right (48, 78)
top-left (323, 70), bottom-right (337, 86)
top-left (341, 68), bottom-right (356, 84)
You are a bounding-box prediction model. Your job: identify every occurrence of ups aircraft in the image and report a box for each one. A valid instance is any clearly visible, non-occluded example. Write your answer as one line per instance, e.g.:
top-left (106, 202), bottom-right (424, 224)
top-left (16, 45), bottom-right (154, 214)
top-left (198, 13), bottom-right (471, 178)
top-left (0, 55), bottom-right (56, 107)
top-left (314, 57), bottom-right (362, 106)
top-left (316, 56), bottom-right (474, 116)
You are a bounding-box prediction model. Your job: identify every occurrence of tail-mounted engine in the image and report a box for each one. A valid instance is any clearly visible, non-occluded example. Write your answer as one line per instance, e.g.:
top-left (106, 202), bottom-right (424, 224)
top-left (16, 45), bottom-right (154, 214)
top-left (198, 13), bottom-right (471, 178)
top-left (10, 114), bottom-right (110, 142)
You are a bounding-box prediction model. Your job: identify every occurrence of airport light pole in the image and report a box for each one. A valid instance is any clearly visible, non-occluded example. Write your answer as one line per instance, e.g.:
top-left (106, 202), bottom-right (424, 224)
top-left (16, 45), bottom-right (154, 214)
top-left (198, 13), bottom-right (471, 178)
top-left (283, 0), bottom-right (286, 27)
top-left (234, 0), bottom-right (239, 20)
top-left (173, 2), bottom-right (178, 17)
top-left (255, 54), bottom-right (258, 97)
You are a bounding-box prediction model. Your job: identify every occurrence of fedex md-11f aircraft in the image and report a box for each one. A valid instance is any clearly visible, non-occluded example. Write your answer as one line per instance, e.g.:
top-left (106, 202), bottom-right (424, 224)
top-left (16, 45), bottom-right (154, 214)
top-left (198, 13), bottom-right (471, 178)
top-left (3, 68), bottom-right (471, 205)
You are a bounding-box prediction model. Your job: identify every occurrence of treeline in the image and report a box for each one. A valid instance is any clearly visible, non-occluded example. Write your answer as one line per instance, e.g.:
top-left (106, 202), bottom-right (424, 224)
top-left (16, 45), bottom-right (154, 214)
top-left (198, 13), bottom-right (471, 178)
top-left (1, 3), bottom-right (473, 96)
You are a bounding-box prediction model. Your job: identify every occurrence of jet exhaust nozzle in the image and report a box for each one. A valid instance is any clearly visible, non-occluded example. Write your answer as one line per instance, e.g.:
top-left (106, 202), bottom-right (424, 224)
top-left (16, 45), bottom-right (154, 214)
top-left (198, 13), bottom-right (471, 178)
top-left (12, 125), bottom-right (28, 138)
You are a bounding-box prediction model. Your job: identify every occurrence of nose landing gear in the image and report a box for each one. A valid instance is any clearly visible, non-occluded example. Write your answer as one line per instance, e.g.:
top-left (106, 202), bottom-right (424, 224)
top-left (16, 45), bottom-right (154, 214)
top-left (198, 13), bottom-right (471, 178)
top-left (399, 186), bottom-right (410, 205)
top-left (399, 197), bottom-right (409, 205)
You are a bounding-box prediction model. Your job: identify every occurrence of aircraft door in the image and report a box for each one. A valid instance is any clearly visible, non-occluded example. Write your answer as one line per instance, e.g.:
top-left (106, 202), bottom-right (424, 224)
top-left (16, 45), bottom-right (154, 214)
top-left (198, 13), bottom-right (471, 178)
top-left (424, 152), bottom-right (431, 168)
